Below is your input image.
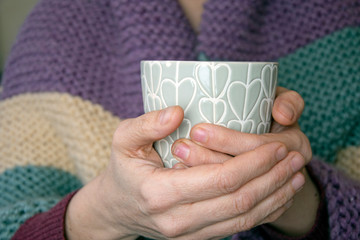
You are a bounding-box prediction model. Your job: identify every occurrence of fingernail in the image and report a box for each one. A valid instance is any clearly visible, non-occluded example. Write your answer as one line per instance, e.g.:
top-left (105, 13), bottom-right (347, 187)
top-left (159, 107), bottom-right (173, 124)
top-left (191, 127), bottom-right (208, 143)
top-left (276, 145), bottom-right (288, 161)
top-left (292, 173), bottom-right (305, 192)
top-left (291, 154), bottom-right (305, 172)
top-left (173, 162), bottom-right (188, 169)
top-left (172, 142), bottom-right (190, 160)
top-left (280, 102), bottom-right (294, 121)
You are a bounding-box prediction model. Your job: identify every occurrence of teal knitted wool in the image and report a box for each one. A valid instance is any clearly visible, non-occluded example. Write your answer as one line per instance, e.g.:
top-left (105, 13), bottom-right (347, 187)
top-left (0, 166), bottom-right (82, 239)
top-left (200, 27), bottom-right (360, 163)
top-left (1, 1), bottom-right (360, 239)
top-left (278, 27), bottom-right (360, 163)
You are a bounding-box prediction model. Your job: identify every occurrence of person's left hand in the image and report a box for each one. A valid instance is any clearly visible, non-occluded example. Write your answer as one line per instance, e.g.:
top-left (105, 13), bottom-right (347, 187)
top-left (171, 87), bottom-right (319, 236)
top-left (171, 87), bottom-right (311, 166)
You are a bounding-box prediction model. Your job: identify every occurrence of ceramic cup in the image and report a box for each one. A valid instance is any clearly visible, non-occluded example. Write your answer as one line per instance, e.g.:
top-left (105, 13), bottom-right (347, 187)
top-left (141, 60), bottom-right (278, 168)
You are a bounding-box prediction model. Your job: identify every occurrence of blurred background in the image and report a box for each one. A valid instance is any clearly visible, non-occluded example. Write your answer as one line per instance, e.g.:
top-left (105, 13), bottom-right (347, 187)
top-left (0, 0), bottom-right (39, 80)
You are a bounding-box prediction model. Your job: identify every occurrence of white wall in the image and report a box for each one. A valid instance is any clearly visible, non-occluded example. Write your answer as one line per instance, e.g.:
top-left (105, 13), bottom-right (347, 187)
top-left (0, 0), bottom-right (39, 71)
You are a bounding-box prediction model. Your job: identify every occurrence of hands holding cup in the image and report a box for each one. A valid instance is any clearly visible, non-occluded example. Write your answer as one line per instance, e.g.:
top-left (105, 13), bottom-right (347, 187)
top-left (141, 61), bottom-right (280, 167)
top-left (65, 61), bottom-right (315, 240)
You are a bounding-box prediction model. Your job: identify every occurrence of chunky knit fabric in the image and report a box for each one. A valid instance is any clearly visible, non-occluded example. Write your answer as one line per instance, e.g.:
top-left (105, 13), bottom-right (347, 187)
top-left (1, 0), bottom-right (360, 239)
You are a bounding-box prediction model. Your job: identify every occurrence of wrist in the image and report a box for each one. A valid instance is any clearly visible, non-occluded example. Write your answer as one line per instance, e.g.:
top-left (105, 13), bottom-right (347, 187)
top-left (65, 174), bottom-right (138, 240)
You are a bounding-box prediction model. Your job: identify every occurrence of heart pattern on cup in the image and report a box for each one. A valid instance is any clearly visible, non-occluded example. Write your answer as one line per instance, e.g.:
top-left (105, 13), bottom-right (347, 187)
top-left (160, 77), bottom-right (196, 113)
top-left (227, 119), bottom-right (255, 133)
top-left (257, 122), bottom-right (271, 134)
top-left (199, 98), bottom-right (227, 124)
top-left (261, 64), bottom-right (278, 99)
top-left (169, 118), bottom-right (192, 142)
top-left (260, 98), bottom-right (273, 123)
top-left (227, 79), bottom-right (262, 121)
top-left (196, 63), bottom-right (231, 99)
top-left (146, 94), bottom-right (162, 113)
top-left (141, 61), bottom-right (277, 167)
top-left (143, 62), bottom-right (163, 112)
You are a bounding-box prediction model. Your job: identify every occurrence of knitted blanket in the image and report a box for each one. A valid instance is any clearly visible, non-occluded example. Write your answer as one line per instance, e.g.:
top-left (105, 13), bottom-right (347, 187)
top-left (1, 0), bottom-right (360, 239)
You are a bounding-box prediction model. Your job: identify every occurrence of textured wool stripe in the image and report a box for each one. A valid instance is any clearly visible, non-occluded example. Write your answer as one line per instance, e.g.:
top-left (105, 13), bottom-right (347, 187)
top-left (200, 27), bottom-right (360, 165)
top-left (198, 0), bottom-right (360, 61)
top-left (2, 0), bottom-right (360, 119)
top-left (0, 165), bottom-right (82, 206)
top-left (277, 27), bottom-right (360, 163)
top-left (1, 0), bottom-right (195, 119)
top-left (336, 146), bottom-right (360, 181)
top-left (0, 165), bottom-right (81, 239)
top-left (199, 0), bottom-right (360, 61)
top-left (0, 93), bottom-right (120, 183)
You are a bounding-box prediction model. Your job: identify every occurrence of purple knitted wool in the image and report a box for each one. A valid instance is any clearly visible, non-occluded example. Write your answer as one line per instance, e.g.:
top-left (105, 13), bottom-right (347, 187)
top-left (316, 161), bottom-right (360, 239)
top-left (2, 0), bottom-right (196, 118)
top-left (2, 1), bottom-right (360, 239)
top-left (2, 0), bottom-right (360, 119)
top-left (199, 0), bottom-right (360, 61)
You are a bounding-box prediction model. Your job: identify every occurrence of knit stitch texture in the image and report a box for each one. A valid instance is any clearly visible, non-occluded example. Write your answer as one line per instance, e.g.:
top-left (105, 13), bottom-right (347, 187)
top-left (0, 166), bottom-right (81, 239)
top-left (1, 0), bottom-right (360, 239)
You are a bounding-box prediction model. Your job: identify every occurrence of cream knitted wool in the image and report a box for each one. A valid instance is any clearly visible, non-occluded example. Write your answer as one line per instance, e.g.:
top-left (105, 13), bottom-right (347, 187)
top-left (0, 93), bottom-right (120, 183)
top-left (336, 147), bottom-right (360, 180)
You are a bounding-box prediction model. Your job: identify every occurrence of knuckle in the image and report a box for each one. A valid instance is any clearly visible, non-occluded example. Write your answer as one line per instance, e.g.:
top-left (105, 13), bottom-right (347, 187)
top-left (216, 169), bottom-right (237, 194)
top-left (272, 165), bottom-right (289, 186)
top-left (247, 135), bottom-right (267, 151)
top-left (275, 188), bottom-right (291, 206)
top-left (289, 128), bottom-right (312, 162)
top-left (145, 197), bottom-right (163, 214)
top-left (140, 183), bottom-right (168, 214)
top-left (235, 217), bottom-right (256, 232)
top-left (234, 192), bottom-right (255, 214)
top-left (156, 216), bottom-right (186, 238)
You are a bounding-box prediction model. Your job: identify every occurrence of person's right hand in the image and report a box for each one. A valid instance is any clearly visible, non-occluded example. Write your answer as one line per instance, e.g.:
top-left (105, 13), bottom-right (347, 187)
top-left (65, 106), bottom-right (305, 240)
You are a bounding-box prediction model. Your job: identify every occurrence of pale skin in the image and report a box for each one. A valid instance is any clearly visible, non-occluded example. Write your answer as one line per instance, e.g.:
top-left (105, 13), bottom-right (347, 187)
top-left (65, 88), bottom-right (319, 240)
top-left (176, 1), bottom-right (320, 235)
top-left (65, 1), bottom-right (320, 239)
top-left (171, 88), bottom-right (319, 236)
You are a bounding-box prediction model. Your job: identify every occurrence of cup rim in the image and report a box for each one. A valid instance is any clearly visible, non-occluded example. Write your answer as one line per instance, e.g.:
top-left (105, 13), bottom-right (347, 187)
top-left (141, 60), bottom-right (278, 64)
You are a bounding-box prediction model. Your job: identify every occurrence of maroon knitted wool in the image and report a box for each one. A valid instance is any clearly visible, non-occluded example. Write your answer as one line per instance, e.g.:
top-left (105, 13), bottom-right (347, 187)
top-left (11, 192), bottom-right (77, 240)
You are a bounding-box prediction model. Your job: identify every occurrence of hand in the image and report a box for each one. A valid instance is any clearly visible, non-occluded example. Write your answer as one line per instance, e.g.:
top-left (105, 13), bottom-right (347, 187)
top-left (65, 106), bottom-right (302, 240)
top-left (171, 87), bottom-right (319, 236)
top-left (171, 87), bottom-right (311, 166)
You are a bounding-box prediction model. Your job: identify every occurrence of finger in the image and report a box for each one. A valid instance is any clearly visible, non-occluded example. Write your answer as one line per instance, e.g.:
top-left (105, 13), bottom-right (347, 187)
top-left (190, 124), bottom-right (262, 155)
top-left (112, 106), bottom-right (183, 158)
top-left (182, 172), bottom-right (304, 239)
top-left (190, 123), bottom-right (312, 162)
top-left (273, 87), bottom-right (304, 126)
top-left (171, 139), bottom-right (230, 166)
top-left (141, 142), bottom-right (288, 208)
top-left (169, 152), bottom-right (305, 231)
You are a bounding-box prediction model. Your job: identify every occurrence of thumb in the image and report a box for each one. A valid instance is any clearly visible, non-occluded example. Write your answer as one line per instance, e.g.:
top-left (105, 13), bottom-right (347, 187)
top-left (112, 106), bottom-right (184, 156)
top-left (272, 87), bottom-right (304, 126)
